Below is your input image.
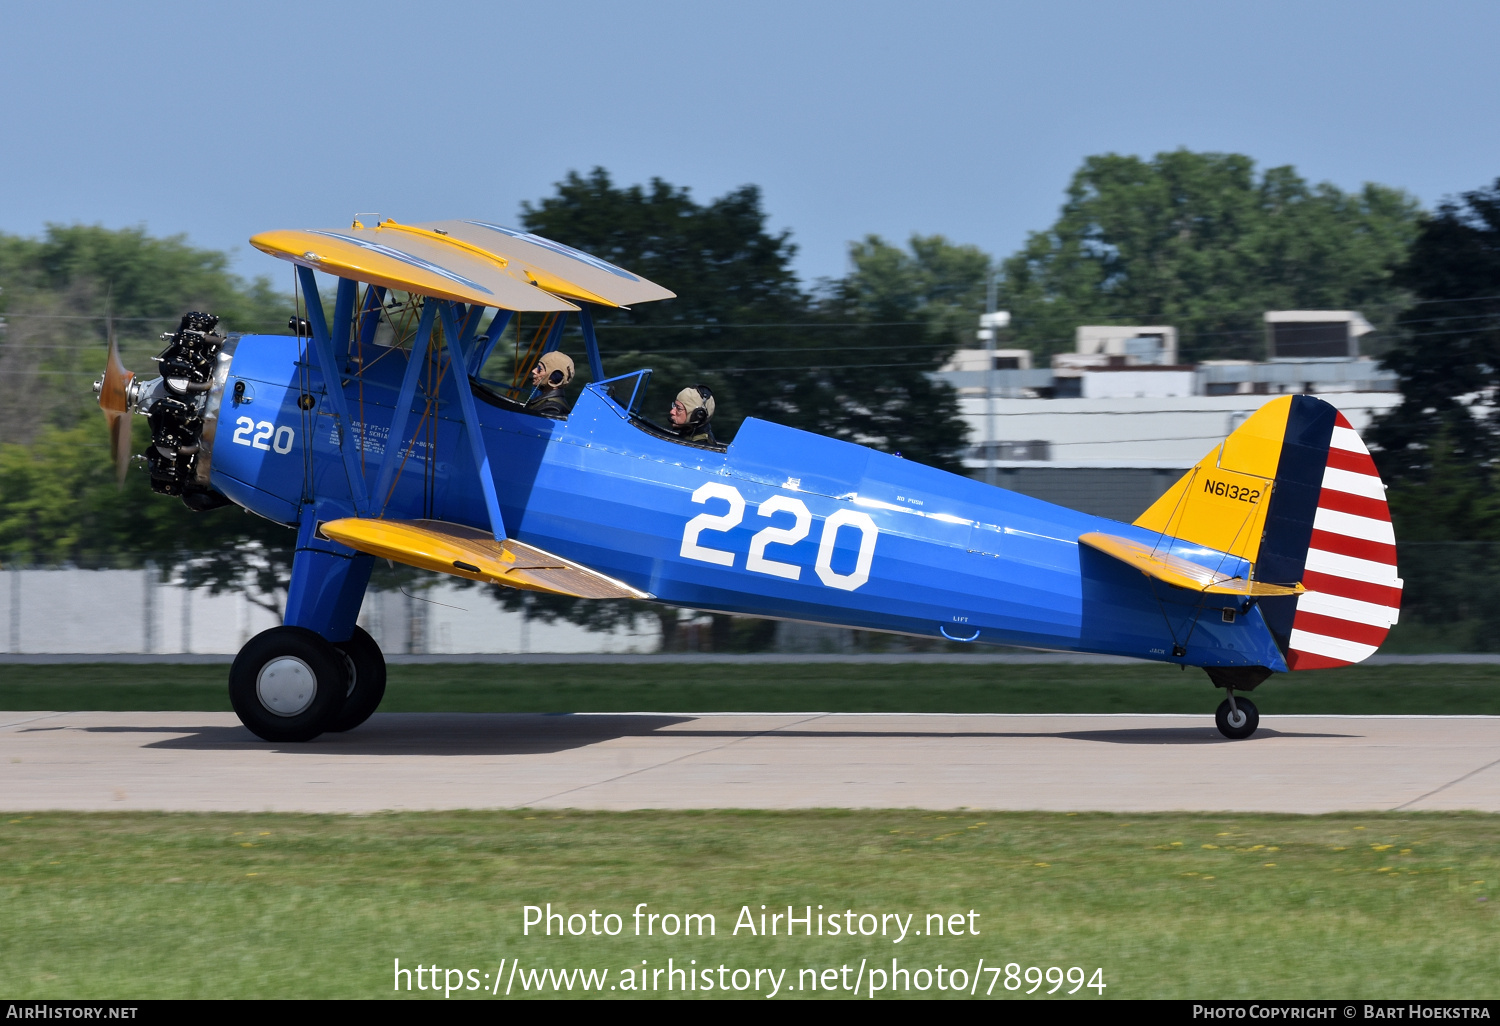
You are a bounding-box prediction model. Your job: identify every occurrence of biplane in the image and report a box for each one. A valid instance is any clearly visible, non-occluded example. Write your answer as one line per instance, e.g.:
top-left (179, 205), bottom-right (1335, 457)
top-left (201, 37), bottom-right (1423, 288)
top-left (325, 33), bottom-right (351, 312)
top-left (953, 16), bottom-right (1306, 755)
top-left (95, 218), bottom-right (1401, 742)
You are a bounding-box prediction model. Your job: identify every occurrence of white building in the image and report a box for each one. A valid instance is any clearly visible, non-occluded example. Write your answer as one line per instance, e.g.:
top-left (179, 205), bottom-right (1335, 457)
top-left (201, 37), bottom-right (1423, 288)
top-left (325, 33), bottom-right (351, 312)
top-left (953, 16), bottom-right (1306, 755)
top-left (936, 309), bottom-right (1404, 519)
top-left (957, 391), bottom-right (1401, 523)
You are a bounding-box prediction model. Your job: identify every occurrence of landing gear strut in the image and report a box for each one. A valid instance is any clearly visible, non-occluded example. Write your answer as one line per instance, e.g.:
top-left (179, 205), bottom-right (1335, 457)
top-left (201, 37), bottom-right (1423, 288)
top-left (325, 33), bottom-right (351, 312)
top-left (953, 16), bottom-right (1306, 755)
top-left (229, 625), bottom-right (387, 742)
top-left (228, 507), bottom-right (384, 742)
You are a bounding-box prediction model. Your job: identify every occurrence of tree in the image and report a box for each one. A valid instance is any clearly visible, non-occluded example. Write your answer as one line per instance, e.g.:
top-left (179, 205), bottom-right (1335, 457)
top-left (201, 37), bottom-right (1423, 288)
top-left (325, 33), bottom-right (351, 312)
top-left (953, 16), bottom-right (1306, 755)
top-left (0, 224), bottom-right (285, 333)
top-left (839, 234), bottom-right (993, 346)
top-left (0, 279), bottom-right (101, 443)
top-left (517, 169), bottom-right (803, 435)
top-left (518, 168), bottom-right (973, 467)
top-left (1370, 179), bottom-right (1500, 487)
top-left (0, 225), bottom-right (296, 611)
top-left (998, 150), bottom-right (1421, 361)
top-left (0, 417), bottom-right (295, 615)
top-left (0, 224), bottom-right (288, 442)
top-left (809, 234), bottom-right (989, 471)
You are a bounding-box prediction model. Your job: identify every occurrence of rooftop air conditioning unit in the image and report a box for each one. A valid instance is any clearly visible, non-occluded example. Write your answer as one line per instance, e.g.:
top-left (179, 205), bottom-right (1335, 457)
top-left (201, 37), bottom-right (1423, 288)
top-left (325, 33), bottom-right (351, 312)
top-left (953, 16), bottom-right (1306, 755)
top-left (1074, 326), bottom-right (1179, 366)
top-left (1264, 311), bottom-right (1373, 360)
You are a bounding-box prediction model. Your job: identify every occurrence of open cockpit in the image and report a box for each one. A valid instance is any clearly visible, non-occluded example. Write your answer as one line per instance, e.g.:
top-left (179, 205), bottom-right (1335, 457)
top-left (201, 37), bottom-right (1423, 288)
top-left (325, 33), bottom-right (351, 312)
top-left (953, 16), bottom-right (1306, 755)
top-left (586, 368), bottom-right (728, 452)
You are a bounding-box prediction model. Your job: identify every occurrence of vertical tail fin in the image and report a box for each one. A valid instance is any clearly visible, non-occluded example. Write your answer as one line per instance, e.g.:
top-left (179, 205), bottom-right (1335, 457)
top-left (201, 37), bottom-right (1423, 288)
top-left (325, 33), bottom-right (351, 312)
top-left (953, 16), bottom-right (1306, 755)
top-left (1132, 395), bottom-right (1402, 668)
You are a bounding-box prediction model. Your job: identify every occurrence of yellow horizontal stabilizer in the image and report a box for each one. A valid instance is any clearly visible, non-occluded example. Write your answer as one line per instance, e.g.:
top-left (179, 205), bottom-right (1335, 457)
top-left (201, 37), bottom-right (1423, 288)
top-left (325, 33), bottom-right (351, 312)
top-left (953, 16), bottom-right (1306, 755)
top-left (320, 518), bottom-right (651, 600)
top-left (1079, 532), bottom-right (1304, 597)
top-left (249, 227), bottom-right (578, 312)
top-left (419, 220), bottom-right (677, 309)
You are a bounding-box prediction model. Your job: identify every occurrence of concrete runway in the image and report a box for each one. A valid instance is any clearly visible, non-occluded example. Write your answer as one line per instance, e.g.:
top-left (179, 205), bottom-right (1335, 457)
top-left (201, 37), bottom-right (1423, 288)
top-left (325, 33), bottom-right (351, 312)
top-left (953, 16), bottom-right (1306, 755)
top-left (2, 711), bottom-right (1496, 814)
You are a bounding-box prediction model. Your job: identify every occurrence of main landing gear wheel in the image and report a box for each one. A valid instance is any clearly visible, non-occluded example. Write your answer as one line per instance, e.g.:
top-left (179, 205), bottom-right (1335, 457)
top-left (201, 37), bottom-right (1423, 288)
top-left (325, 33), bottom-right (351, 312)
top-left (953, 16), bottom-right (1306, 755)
top-left (229, 626), bottom-right (348, 742)
top-left (1215, 695), bottom-right (1260, 740)
top-left (328, 625), bottom-right (386, 733)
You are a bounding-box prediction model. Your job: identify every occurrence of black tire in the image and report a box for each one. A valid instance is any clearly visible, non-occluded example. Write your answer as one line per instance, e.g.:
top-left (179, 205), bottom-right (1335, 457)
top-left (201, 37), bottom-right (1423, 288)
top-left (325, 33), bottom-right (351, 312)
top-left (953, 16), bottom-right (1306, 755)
top-left (328, 626), bottom-right (386, 733)
top-left (1215, 695), bottom-right (1260, 740)
top-left (229, 626), bottom-right (348, 742)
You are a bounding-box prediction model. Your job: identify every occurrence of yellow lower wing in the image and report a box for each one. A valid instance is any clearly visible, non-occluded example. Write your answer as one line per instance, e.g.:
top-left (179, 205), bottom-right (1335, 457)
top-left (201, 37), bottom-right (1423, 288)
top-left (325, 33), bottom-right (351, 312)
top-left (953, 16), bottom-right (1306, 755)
top-left (320, 518), bottom-right (651, 600)
top-left (1079, 532), bottom-right (1304, 597)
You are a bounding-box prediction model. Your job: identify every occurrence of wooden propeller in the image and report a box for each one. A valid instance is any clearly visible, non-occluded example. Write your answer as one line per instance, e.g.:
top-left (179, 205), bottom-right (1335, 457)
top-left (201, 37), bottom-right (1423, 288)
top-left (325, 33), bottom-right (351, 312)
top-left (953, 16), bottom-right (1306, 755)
top-left (96, 316), bottom-right (135, 486)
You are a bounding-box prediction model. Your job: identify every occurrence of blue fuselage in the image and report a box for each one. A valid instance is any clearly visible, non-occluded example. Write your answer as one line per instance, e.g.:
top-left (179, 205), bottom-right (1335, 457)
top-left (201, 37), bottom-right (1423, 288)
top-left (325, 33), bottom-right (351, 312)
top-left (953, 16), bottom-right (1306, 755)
top-left (206, 333), bottom-right (1286, 670)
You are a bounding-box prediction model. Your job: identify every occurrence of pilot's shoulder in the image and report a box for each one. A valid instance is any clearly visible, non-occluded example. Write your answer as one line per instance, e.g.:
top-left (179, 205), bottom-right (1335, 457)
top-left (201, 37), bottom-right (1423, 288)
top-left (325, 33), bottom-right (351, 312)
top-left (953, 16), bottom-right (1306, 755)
top-left (526, 392), bottom-right (571, 418)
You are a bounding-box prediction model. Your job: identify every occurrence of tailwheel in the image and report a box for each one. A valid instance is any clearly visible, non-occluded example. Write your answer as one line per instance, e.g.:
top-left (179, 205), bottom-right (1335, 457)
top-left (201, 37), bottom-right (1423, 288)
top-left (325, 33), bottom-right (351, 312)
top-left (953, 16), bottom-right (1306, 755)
top-left (1215, 694), bottom-right (1260, 740)
top-left (328, 626), bottom-right (387, 733)
top-left (229, 626), bottom-right (349, 742)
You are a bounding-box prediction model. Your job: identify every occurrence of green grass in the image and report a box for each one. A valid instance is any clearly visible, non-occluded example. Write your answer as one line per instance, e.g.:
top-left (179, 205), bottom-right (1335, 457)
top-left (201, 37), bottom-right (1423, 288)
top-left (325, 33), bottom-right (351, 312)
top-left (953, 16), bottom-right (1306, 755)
top-left (2, 661), bottom-right (1500, 714)
top-left (0, 810), bottom-right (1495, 999)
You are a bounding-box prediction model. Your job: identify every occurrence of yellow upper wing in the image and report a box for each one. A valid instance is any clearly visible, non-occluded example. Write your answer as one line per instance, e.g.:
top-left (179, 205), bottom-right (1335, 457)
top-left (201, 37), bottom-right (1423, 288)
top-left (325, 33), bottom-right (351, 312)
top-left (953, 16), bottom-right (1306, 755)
top-left (417, 220), bottom-right (676, 308)
top-left (251, 225), bottom-right (577, 311)
top-left (251, 219), bottom-right (675, 311)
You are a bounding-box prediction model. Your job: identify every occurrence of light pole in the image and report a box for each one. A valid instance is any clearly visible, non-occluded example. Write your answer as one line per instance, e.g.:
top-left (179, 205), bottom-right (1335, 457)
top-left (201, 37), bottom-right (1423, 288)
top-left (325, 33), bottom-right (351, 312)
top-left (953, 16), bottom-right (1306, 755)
top-left (978, 278), bottom-right (1009, 489)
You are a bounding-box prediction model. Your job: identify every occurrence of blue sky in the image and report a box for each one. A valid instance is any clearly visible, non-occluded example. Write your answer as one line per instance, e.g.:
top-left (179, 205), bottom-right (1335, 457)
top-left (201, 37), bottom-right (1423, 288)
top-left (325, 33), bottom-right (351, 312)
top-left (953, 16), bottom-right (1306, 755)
top-left (3, 1), bottom-right (1497, 287)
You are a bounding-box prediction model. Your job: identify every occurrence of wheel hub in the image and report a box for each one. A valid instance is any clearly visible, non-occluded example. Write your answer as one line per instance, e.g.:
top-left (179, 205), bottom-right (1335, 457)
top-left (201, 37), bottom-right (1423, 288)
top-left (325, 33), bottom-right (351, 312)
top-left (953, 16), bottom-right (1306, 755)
top-left (256, 656), bottom-right (317, 716)
top-left (1226, 708), bottom-right (1247, 729)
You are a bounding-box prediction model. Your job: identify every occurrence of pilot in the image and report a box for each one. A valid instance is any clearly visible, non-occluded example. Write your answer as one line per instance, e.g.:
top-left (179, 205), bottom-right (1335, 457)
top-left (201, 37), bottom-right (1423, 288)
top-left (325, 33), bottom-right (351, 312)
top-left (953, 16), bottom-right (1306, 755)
top-left (526, 351), bottom-right (574, 417)
top-left (668, 385), bottom-right (716, 443)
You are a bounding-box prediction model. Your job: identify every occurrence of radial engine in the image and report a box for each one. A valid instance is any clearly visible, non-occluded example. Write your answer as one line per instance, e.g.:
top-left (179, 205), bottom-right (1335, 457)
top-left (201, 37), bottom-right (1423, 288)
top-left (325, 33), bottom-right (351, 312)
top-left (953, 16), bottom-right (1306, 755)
top-left (92, 310), bottom-right (234, 510)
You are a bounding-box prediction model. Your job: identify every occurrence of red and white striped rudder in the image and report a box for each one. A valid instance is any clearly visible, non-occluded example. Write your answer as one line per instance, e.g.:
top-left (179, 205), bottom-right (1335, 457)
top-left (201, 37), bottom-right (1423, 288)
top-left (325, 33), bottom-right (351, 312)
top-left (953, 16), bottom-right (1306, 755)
top-left (1286, 413), bottom-right (1402, 669)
